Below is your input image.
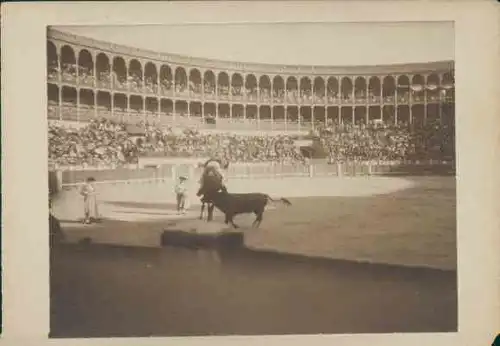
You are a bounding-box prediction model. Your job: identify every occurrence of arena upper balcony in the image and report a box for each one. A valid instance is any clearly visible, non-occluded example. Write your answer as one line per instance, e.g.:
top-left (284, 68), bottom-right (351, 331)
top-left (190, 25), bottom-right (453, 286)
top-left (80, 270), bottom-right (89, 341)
top-left (47, 27), bottom-right (455, 133)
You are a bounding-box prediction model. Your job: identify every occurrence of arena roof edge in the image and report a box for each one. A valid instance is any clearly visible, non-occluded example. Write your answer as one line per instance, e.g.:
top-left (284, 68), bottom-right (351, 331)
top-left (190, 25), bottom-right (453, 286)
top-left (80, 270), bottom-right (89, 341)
top-left (48, 27), bottom-right (454, 76)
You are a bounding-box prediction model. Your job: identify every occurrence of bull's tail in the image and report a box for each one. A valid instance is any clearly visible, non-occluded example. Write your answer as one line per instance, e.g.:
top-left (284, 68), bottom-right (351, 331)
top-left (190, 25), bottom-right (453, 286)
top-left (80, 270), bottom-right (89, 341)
top-left (266, 195), bottom-right (292, 206)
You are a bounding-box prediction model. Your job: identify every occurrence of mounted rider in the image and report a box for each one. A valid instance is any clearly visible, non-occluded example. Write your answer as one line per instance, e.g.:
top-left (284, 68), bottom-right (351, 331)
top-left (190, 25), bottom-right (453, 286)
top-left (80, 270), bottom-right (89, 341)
top-left (199, 154), bottom-right (229, 193)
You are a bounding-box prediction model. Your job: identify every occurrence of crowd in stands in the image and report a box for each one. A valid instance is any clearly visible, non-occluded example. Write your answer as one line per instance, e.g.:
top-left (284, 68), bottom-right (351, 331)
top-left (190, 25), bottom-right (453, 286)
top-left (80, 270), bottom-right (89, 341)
top-left (141, 125), bottom-right (305, 164)
top-left (48, 115), bottom-right (455, 168)
top-left (48, 119), bottom-right (139, 167)
top-left (49, 118), bottom-right (305, 167)
top-left (48, 62), bottom-right (451, 104)
top-left (318, 119), bottom-right (454, 163)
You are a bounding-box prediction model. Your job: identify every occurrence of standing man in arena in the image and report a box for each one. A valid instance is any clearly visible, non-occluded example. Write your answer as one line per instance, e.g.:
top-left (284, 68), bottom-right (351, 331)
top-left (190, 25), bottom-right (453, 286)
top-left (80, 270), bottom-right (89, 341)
top-left (174, 175), bottom-right (189, 214)
top-left (79, 177), bottom-right (100, 224)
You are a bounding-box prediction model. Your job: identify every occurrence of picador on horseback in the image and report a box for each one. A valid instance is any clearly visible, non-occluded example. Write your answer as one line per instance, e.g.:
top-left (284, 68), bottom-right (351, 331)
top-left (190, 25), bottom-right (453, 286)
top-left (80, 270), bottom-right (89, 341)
top-left (199, 156), bottom-right (229, 191)
top-left (197, 155), bottom-right (230, 221)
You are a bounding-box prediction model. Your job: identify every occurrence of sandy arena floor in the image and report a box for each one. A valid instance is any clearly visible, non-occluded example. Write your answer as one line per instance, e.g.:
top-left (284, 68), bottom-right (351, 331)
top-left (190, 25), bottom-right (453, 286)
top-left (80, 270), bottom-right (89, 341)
top-left (52, 176), bottom-right (456, 270)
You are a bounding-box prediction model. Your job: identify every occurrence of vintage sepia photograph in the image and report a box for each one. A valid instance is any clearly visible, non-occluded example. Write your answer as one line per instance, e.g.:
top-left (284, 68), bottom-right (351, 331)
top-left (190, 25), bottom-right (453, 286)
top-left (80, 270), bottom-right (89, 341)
top-left (46, 22), bottom-right (457, 338)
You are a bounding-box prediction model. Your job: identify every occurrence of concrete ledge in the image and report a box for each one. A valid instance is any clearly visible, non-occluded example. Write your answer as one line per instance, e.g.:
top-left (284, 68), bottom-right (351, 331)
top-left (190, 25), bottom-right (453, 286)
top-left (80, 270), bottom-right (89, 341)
top-left (161, 220), bottom-right (244, 249)
top-left (161, 231), bottom-right (244, 249)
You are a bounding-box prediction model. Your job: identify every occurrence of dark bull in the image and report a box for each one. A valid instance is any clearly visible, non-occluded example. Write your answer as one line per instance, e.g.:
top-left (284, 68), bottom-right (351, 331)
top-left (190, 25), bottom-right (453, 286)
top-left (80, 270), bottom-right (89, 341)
top-left (202, 189), bottom-right (292, 228)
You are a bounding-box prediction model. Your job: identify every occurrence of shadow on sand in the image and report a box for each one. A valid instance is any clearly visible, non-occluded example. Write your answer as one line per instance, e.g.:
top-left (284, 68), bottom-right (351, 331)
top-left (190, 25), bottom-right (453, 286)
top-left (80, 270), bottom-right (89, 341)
top-left (50, 239), bottom-right (457, 338)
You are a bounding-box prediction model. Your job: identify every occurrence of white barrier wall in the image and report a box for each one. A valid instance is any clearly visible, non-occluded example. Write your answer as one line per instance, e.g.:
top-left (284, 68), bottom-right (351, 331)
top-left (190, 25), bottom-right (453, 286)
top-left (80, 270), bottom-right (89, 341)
top-left (52, 160), bottom-right (454, 191)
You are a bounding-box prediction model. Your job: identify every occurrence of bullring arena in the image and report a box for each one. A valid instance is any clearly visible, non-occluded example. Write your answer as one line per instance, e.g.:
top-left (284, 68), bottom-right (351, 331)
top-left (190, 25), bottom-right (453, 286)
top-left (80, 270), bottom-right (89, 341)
top-left (52, 172), bottom-right (456, 270)
top-left (47, 24), bottom-right (457, 337)
top-left (50, 168), bottom-right (457, 337)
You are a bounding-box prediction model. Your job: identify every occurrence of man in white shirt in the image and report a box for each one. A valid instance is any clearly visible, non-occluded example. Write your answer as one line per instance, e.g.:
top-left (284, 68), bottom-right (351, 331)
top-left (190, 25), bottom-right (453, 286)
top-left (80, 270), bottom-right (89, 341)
top-left (79, 177), bottom-right (99, 224)
top-left (174, 176), bottom-right (189, 214)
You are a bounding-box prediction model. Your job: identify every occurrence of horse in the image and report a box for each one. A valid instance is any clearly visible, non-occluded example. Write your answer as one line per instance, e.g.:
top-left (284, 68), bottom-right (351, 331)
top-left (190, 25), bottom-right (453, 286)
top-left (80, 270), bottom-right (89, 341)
top-left (196, 166), bottom-right (227, 221)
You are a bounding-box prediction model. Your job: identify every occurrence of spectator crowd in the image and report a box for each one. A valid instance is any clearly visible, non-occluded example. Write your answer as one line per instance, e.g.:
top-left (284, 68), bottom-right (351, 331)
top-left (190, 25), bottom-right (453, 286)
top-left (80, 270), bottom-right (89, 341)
top-left (48, 62), bottom-right (451, 105)
top-left (48, 119), bottom-right (139, 167)
top-left (48, 117), bottom-right (454, 168)
top-left (317, 120), bottom-right (454, 163)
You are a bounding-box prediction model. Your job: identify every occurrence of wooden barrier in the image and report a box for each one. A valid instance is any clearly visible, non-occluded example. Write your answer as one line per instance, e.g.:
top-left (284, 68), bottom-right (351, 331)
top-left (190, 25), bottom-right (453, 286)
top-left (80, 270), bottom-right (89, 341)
top-left (48, 170), bottom-right (62, 195)
top-left (54, 160), bottom-right (455, 190)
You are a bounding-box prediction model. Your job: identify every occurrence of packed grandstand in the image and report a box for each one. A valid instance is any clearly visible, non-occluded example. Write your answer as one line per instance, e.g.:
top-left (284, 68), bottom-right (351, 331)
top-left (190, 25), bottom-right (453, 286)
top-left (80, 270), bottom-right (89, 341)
top-left (47, 28), bottom-right (455, 168)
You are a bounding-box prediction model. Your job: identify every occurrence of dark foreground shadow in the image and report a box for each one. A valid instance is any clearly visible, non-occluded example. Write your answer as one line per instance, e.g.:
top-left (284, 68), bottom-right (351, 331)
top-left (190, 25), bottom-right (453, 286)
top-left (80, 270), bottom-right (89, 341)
top-left (50, 242), bottom-right (457, 338)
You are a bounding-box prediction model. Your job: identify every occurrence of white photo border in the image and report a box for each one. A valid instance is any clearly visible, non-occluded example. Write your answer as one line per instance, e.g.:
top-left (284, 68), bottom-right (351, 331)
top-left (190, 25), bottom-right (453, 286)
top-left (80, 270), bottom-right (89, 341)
top-left (2, 1), bottom-right (500, 346)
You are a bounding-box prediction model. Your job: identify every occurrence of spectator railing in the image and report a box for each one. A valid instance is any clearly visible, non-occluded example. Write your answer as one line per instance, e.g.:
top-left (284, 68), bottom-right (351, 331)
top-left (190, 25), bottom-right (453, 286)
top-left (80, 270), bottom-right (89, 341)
top-left (160, 87), bottom-right (174, 97)
top-left (354, 97), bottom-right (366, 104)
top-left (204, 93), bottom-right (216, 101)
top-left (412, 94), bottom-right (425, 103)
